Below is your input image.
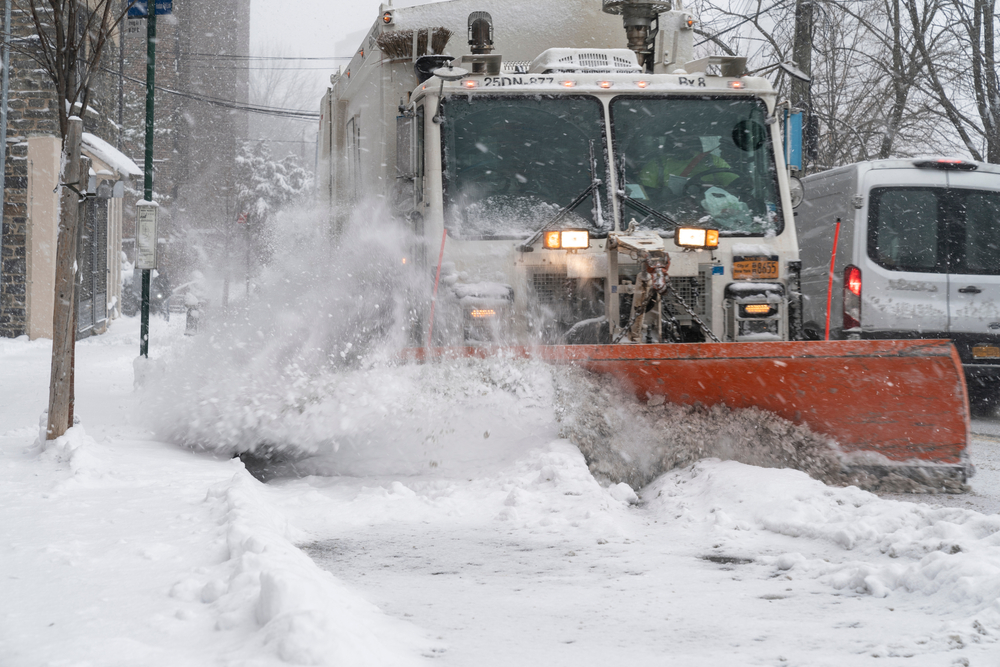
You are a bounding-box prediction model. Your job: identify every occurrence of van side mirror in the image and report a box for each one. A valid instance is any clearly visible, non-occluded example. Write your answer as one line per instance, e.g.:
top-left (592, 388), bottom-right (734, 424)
top-left (789, 176), bottom-right (803, 208)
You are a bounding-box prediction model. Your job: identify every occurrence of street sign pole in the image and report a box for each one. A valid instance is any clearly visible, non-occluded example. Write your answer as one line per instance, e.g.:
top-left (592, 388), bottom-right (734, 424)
top-left (140, 6), bottom-right (156, 357)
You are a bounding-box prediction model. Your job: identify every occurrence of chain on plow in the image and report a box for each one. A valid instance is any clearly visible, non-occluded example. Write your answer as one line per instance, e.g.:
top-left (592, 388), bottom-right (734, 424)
top-left (665, 280), bottom-right (720, 343)
top-left (613, 277), bottom-right (720, 344)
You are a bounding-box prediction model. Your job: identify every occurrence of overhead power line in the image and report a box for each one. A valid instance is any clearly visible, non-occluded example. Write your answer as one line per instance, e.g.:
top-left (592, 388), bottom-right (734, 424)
top-left (0, 37), bottom-right (322, 121)
top-left (105, 66), bottom-right (321, 120)
top-left (181, 53), bottom-right (353, 61)
top-left (184, 65), bottom-right (341, 71)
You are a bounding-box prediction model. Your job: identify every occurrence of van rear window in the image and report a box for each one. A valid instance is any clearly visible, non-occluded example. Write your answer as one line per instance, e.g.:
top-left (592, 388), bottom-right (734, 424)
top-left (867, 187), bottom-right (1000, 275)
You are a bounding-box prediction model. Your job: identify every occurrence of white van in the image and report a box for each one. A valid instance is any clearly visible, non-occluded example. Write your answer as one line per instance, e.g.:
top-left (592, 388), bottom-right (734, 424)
top-left (797, 158), bottom-right (1000, 412)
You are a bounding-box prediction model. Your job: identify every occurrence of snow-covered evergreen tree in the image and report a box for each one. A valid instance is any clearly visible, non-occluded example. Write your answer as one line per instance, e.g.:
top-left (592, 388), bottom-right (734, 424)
top-left (233, 140), bottom-right (313, 270)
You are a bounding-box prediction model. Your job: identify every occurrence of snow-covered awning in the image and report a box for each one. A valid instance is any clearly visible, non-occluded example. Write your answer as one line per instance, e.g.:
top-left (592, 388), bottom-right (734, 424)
top-left (81, 132), bottom-right (142, 179)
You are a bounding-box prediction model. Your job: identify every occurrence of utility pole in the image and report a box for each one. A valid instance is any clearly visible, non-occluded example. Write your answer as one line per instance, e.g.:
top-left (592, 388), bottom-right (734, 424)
top-left (117, 0), bottom-right (125, 151)
top-left (791, 0), bottom-right (815, 167)
top-left (140, 4), bottom-right (156, 357)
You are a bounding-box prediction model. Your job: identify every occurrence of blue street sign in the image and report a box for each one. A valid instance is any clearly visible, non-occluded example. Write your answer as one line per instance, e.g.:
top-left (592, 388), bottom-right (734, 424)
top-left (127, 0), bottom-right (173, 17)
top-left (783, 109), bottom-right (803, 172)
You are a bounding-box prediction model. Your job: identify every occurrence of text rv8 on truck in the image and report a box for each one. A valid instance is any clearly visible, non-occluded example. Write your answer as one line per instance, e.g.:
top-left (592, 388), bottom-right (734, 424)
top-left (318, 0), bottom-right (972, 475)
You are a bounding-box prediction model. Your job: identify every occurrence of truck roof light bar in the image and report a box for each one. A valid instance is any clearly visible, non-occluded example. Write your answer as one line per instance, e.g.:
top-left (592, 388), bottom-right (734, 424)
top-left (913, 159), bottom-right (978, 171)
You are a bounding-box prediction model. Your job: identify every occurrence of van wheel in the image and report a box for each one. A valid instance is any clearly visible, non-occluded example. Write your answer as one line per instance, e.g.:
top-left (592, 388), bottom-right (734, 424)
top-left (967, 378), bottom-right (1000, 418)
top-left (802, 321), bottom-right (823, 341)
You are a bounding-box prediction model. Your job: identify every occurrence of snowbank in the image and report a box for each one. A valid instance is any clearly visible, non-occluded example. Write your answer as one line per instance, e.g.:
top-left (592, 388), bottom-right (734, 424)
top-left (204, 471), bottom-right (436, 664)
top-left (2, 414), bottom-right (435, 666)
top-left (645, 461), bottom-right (1000, 651)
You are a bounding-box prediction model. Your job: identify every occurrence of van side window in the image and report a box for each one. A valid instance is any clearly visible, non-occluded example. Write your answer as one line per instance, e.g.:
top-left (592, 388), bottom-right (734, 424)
top-left (958, 191), bottom-right (1000, 274)
top-left (868, 188), bottom-right (942, 273)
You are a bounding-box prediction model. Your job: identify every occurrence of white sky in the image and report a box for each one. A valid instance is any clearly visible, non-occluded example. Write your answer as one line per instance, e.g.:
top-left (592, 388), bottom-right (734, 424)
top-left (249, 0), bottom-right (389, 109)
top-left (250, 0), bottom-right (386, 56)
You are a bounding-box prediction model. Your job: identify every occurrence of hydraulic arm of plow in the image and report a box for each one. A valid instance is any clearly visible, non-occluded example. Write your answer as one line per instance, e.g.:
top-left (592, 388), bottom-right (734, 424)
top-left (607, 229), bottom-right (718, 343)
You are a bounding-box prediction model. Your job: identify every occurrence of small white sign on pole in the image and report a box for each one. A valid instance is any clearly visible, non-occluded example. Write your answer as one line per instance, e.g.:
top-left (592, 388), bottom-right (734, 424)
top-left (136, 201), bottom-right (159, 270)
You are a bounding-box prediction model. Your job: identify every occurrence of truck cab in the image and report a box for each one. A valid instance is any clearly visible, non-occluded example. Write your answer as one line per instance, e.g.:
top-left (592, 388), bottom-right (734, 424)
top-left (320, 1), bottom-right (802, 347)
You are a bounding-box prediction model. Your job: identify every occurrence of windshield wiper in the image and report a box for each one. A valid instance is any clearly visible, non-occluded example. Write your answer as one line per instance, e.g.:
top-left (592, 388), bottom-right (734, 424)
top-left (520, 140), bottom-right (605, 251)
top-left (613, 153), bottom-right (679, 229)
top-left (519, 181), bottom-right (602, 250)
top-left (618, 192), bottom-right (679, 228)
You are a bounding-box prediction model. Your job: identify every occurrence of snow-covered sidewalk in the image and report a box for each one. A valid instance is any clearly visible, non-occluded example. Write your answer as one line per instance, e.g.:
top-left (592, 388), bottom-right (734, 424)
top-left (2, 316), bottom-right (1000, 666)
top-left (1, 319), bottom-right (433, 665)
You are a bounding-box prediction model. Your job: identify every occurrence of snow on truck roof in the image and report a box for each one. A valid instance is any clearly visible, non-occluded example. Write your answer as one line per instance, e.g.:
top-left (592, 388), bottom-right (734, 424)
top-left (529, 48), bottom-right (641, 73)
top-left (346, 0), bottom-right (624, 70)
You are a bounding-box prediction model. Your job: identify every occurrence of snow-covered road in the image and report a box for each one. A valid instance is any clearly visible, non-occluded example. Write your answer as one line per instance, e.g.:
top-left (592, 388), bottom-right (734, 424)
top-left (271, 440), bottom-right (1000, 666)
top-left (2, 316), bottom-right (999, 666)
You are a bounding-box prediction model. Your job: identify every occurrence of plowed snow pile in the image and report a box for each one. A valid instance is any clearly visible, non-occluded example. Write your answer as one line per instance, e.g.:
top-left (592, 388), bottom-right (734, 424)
top-left (141, 204), bottom-right (966, 494)
top-left (146, 346), bottom-right (964, 494)
top-left (558, 370), bottom-right (971, 494)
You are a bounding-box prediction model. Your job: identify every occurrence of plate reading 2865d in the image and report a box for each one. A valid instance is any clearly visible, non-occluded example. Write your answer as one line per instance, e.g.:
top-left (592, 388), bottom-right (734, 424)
top-left (732, 255), bottom-right (778, 280)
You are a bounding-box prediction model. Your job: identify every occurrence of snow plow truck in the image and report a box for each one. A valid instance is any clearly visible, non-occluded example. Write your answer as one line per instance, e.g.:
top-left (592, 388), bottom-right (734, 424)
top-left (318, 0), bottom-right (972, 477)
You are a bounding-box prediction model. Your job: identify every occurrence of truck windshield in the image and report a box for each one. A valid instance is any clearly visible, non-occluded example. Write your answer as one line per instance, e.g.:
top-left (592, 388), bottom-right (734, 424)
top-left (611, 97), bottom-right (782, 236)
top-left (867, 187), bottom-right (1000, 275)
top-left (440, 95), bottom-right (608, 240)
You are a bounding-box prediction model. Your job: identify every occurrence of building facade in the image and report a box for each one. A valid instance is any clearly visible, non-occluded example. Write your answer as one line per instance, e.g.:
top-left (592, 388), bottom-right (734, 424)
top-left (0, 4), bottom-right (137, 339)
top-left (0, 0), bottom-right (251, 339)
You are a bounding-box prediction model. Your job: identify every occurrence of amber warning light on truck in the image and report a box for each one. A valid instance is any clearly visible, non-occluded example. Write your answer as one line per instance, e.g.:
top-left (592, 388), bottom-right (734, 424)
top-left (674, 227), bottom-right (719, 249)
top-left (543, 230), bottom-right (590, 250)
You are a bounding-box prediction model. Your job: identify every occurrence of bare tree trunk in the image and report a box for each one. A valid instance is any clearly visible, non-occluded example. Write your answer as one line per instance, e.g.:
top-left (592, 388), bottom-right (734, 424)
top-left (878, 0), bottom-right (911, 158)
top-left (46, 117), bottom-right (83, 440)
top-left (970, 0), bottom-right (1000, 162)
top-left (906, 0), bottom-right (985, 160)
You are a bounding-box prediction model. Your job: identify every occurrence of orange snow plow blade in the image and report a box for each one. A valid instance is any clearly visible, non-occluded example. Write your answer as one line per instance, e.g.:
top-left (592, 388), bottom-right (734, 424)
top-left (404, 339), bottom-right (970, 465)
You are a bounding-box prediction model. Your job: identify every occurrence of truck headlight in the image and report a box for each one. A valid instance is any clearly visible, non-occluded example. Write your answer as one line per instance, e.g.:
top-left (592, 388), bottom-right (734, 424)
top-left (543, 230), bottom-right (590, 250)
top-left (674, 227), bottom-right (719, 249)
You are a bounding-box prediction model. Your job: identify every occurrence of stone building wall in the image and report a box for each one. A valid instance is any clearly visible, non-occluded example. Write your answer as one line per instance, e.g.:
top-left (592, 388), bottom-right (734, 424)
top-left (0, 6), bottom-right (59, 338)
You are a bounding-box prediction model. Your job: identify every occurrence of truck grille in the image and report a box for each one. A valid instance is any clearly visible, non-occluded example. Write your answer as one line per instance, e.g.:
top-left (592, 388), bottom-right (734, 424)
top-left (668, 275), bottom-right (707, 318)
top-left (531, 271), bottom-right (573, 304)
top-left (529, 271), bottom-right (707, 318)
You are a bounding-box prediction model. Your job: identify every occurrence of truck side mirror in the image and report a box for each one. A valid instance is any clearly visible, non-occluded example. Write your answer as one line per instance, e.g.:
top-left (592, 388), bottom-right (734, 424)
top-left (789, 176), bottom-right (803, 208)
top-left (396, 115), bottom-right (416, 180)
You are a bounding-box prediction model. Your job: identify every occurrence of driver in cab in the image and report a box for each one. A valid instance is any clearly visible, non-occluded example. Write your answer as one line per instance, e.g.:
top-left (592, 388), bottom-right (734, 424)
top-left (638, 134), bottom-right (736, 199)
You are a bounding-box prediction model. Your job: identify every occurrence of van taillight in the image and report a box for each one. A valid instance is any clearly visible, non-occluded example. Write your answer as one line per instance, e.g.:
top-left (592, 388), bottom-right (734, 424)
top-left (844, 265), bottom-right (861, 331)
